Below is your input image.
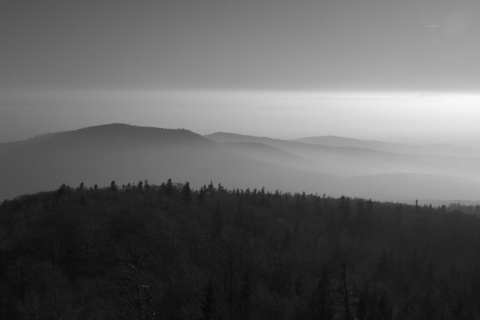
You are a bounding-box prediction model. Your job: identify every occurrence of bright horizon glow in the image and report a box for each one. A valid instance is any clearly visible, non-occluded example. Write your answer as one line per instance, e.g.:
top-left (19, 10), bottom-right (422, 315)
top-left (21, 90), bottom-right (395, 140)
top-left (1, 89), bottom-right (479, 145)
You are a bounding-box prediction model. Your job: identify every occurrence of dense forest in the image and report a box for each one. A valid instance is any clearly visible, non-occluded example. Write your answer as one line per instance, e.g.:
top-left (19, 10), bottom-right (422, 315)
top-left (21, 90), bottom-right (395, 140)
top-left (1, 180), bottom-right (480, 320)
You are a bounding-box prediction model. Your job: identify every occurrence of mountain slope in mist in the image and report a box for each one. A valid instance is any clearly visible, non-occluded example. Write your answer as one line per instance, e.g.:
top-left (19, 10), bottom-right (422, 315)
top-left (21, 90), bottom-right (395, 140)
top-left (0, 124), bottom-right (479, 203)
top-left (206, 132), bottom-right (480, 182)
top-left (0, 124), bottom-right (340, 201)
top-left (294, 135), bottom-right (404, 152)
top-left (294, 135), bottom-right (480, 158)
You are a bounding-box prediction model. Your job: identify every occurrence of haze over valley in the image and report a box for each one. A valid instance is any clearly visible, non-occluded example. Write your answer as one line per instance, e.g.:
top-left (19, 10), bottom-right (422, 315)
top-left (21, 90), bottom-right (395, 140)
top-left (1, 123), bottom-right (478, 205)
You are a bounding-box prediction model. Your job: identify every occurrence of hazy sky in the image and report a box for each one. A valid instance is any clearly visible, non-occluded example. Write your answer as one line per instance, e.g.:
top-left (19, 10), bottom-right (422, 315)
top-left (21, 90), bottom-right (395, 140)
top-left (1, 0), bottom-right (480, 142)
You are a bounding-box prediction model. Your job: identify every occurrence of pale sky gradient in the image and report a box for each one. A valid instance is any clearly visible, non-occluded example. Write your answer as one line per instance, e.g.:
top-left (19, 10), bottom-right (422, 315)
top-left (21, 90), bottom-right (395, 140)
top-left (1, 0), bottom-right (480, 143)
top-left (1, 89), bottom-right (479, 144)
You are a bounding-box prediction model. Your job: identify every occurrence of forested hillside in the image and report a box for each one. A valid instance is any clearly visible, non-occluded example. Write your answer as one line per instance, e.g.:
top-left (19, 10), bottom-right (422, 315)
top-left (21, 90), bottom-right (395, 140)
top-left (1, 180), bottom-right (480, 320)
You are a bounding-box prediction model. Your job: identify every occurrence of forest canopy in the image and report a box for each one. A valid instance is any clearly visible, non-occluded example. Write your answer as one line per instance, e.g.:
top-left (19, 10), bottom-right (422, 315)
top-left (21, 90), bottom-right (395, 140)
top-left (0, 180), bottom-right (479, 320)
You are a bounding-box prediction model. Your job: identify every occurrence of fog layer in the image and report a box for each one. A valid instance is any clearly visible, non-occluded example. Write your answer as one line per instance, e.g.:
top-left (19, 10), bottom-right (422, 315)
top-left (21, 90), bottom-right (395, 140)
top-left (1, 124), bottom-right (478, 204)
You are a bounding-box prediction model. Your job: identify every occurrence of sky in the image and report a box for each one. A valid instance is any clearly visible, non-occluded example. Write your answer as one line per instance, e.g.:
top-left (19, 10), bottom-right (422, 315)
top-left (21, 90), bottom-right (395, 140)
top-left (1, 0), bottom-right (480, 143)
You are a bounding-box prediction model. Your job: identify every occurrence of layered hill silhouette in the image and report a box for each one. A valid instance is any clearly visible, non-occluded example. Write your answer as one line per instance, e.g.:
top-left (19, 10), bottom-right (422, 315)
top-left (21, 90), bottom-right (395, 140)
top-left (206, 132), bottom-right (480, 181)
top-left (294, 135), bottom-right (480, 157)
top-left (1, 123), bottom-right (479, 203)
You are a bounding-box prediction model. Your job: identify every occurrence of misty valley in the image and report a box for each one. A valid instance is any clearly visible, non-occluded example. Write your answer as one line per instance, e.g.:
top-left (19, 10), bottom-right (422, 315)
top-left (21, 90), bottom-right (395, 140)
top-left (0, 124), bottom-right (479, 319)
top-left (1, 123), bottom-right (479, 204)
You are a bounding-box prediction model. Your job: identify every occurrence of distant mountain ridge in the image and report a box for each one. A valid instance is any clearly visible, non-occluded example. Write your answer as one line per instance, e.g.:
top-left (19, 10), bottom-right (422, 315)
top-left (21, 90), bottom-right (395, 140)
top-left (206, 131), bottom-right (480, 181)
top-left (1, 124), bottom-right (479, 203)
top-left (293, 135), bottom-right (405, 151)
top-left (293, 134), bottom-right (480, 158)
top-left (36, 123), bottom-right (210, 145)
top-left (206, 132), bottom-right (392, 155)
